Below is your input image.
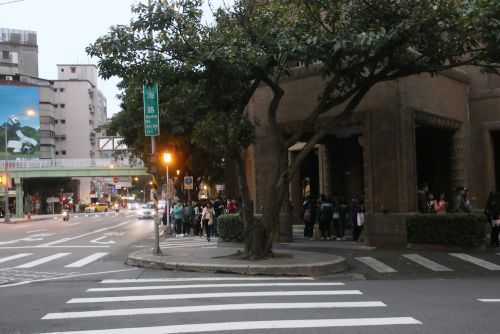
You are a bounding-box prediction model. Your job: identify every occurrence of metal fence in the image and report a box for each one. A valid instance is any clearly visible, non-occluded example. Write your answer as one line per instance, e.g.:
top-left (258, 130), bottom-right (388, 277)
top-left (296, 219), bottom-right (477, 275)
top-left (0, 159), bottom-right (142, 169)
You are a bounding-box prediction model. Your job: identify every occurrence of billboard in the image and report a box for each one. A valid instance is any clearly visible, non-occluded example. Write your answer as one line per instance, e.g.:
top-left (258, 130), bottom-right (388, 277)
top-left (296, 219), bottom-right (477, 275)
top-left (0, 84), bottom-right (40, 159)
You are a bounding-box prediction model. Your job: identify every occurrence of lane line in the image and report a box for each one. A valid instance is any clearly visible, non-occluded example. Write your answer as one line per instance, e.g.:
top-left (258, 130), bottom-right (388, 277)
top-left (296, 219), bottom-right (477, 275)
top-left (0, 246), bottom-right (110, 249)
top-left (68, 290), bottom-right (363, 304)
top-left (27, 229), bottom-right (48, 234)
top-left (15, 253), bottom-right (71, 268)
top-left (34, 317), bottom-right (421, 334)
top-left (65, 253), bottom-right (109, 268)
top-left (43, 301), bottom-right (386, 320)
top-left (450, 253), bottom-right (500, 271)
top-left (355, 257), bottom-right (397, 273)
top-left (0, 253), bottom-right (32, 264)
top-left (101, 277), bottom-right (315, 284)
top-left (478, 299), bottom-right (500, 302)
top-left (402, 254), bottom-right (453, 272)
top-left (87, 282), bottom-right (345, 292)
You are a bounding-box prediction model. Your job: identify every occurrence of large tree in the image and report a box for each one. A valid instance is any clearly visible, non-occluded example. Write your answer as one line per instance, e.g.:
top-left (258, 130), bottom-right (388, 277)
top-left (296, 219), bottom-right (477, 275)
top-left (88, 0), bottom-right (499, 257)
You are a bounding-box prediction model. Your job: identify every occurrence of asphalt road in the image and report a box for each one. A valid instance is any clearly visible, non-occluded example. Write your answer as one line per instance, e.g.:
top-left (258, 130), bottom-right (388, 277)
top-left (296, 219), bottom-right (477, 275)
top-left (1, 214), bottom-right (500, 334)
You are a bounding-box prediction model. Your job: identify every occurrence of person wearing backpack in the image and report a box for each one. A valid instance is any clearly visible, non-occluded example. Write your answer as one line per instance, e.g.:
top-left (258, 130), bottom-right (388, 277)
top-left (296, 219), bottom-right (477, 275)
top-left (319, 194), bottom-right (333, 240)
top-left (302, 196), bottom-right (316, 240)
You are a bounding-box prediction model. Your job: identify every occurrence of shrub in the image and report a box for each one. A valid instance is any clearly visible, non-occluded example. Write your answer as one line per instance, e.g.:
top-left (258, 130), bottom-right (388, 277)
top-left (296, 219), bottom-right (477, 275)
top-left (218, 214), bottom-right (244, 242)
top-left (407, 214), bottom-right (487, 248)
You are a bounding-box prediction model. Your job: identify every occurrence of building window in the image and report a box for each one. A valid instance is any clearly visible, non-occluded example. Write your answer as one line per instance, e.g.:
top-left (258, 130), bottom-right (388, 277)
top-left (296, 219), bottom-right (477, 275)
top-left (60, 119), bottom-right (66, 124)
top-left (53, 88), bottom-right (57, 92)
top-left (55, 151), bottom-right (59, 155)
top-left (55, 119), bottom-right (58, 124)
top-left (2, 51), bottom-right (9, 59)
top-left (70, 67), bottom-right (76, 73)
top-left (61, 68), bottom-right (64, 72)
top-left (61, 150), bottom-right (66, 155)
top-left (60, 104), bottom-right (65, 108)
top-left (59, 88), bottom-right (65, 92)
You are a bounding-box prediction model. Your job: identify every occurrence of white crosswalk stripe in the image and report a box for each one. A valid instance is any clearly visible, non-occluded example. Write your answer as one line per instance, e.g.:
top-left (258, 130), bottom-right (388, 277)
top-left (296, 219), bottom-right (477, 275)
top-left (15, 253), bottom-right (71, 268)
top-left (356, 256), bottom-right (397, 273)
top-left (402, 254), bottom-right (453, 272)
top-left (159, 237), bottom-right (215, 249)
top-left (0, 253), bottom-right (32, 264)
top-left (37, 277), bottom-right (421, 334)
top-left (450, 253), bottom-right (500, 271)
top-left (65, 253), bottom-right (109, 268)
top-left (478, 299), bottom-right (500, 302)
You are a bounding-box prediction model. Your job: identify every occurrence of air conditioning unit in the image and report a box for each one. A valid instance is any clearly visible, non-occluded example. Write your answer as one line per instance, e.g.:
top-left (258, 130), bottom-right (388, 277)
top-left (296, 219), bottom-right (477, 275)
top-left (5, 76), bottom-right (13, 81)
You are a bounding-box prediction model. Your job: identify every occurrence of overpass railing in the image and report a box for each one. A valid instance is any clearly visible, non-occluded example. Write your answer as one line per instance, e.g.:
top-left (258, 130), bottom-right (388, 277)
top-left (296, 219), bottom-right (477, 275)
top-left (0, 159), bottom-right (144, 169)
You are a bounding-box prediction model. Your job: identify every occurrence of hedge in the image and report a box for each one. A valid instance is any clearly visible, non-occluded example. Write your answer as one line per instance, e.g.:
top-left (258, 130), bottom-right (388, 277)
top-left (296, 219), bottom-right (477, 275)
top-left (407, 214), bottom-right (487, 248)
top-left (218, 214), bottom-right (244, 242)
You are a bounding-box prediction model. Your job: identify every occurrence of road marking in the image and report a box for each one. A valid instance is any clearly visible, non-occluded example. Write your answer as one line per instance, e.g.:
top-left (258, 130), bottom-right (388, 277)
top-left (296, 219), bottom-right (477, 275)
top-left (450, 253), bottom-right (500, 271)
top-left (87, 282), bottom-right (345, 292)
top-left (90, 237), bottom-right (116, 245)
top-left (101, 277), bottom-right (315, 284)
top-left (43, 301), bottom-right (386, 320)
top-left (36, 221), bottom-right (132, 247)
top-left (27, 229), bottom-right (48, 234)
top-left (15, 253), bottom-right (71, 268)
top-left (65, 253), bottom-right (109, 268)
top-left (0, 253), bottom-right (32, 264)
top-left (478, 299), bottom-right (500, 302)
top-left (355, 257), bottom-right (397, 273)
top-left (0, 268), bottom-right (137, 289)
top-left (68, 290), bottom-right (363, 304)
top-left (402, 254), bottom-right (453, 272)
top-left (34, 317), bottom-right (421, 333)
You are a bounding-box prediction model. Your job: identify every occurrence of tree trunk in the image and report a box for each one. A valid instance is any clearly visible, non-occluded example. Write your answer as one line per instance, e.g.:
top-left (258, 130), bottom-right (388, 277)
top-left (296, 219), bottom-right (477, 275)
top-left (234, 151), bottom-right (254, 256)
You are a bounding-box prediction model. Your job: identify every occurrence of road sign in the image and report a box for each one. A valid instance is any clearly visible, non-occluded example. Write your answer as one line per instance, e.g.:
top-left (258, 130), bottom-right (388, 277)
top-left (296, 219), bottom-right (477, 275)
top-left (113, 177), bottom-right (119, 183)
top-left (143, 84), bottom-right (160, 136)
top-left (184, 176), bottom-right (194, 190)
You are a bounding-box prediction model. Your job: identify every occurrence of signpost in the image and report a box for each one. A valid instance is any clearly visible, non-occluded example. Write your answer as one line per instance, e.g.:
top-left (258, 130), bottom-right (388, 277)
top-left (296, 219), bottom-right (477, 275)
top-left (143, 85), bottom-right (160, 137)
top-left (184, 176), bottom-right (193, 201)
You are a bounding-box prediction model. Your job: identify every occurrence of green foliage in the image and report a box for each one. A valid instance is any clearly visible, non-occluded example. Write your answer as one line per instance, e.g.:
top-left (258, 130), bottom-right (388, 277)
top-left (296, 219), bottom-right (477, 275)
top-left (407, 214), bottom-right (487, 248)
top-left (218, 214), bottom-right (244, 242)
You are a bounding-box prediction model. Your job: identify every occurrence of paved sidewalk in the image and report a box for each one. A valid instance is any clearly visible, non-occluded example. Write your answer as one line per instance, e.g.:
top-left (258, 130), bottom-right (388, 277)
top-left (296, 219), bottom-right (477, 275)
top-left (127, 238), bottom-right (348, 276)
top-left (2, 214), bottom-right (59, 224)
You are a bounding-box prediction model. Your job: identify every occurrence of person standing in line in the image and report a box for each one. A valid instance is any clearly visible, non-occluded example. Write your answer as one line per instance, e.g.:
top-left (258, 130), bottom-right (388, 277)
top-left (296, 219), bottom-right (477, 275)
top-left (193, 202), bottom-right (203, 237)
top-left (451, 186), bottom-right (472, 213)
top-left (318, 194), bottom-right (333, 240)
top-left (485, 191), bottom-right (500, 248)
top-left (173, 202), bottom-right (183, 237)
top-left (337, 196), bottom-right (348, 240)
top-left (201, 201), bottom-right (216, 242)
top-left (302, 196), bottom-right (316, 240)
top-left (182, 201), bottom-right (192, 237)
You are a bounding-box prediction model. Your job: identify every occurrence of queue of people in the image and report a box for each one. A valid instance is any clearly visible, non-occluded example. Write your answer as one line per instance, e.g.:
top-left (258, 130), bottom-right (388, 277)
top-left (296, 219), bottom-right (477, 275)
top-left (302, 194), bottom-right (365, 242)
top-left (417, 183), bottom-right (473, 214)
top-left (161, 196), bottom-right (242, 241)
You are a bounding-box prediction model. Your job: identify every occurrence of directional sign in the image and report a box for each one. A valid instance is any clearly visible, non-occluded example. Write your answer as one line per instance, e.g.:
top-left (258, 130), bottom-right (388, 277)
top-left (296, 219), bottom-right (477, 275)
top-left (143, 85), bottom-right (160, 136)
top-left (184, 176), bottom-right (194, 190)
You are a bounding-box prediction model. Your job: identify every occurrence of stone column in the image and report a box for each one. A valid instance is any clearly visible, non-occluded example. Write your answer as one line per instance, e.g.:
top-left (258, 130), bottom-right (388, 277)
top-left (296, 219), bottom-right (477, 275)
top-left (14, 178), bottom-right (24, 218)
top-left (450, 125), bottom-right (466, 192)
top-left (317, 144), bottom-right (332, 197)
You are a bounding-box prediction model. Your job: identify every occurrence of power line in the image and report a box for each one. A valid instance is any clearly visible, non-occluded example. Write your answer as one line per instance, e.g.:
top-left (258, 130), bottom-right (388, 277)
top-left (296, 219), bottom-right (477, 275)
top-left (0, 0), bottom-right (26, 6)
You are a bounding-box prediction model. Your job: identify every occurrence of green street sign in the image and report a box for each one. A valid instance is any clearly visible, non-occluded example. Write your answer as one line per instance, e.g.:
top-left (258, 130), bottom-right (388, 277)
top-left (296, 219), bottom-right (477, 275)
top-left (143, 85), bottom-right (160, 136)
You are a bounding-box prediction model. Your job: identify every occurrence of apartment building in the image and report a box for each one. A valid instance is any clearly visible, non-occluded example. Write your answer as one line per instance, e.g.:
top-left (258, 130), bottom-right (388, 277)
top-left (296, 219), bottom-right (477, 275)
top-left (0, 28), bottom-right (38, 77)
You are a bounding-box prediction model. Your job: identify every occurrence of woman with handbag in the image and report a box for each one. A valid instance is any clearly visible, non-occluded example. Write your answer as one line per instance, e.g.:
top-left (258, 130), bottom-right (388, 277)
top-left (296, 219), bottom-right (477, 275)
top-left (201, 201), bottom-right (216, 242)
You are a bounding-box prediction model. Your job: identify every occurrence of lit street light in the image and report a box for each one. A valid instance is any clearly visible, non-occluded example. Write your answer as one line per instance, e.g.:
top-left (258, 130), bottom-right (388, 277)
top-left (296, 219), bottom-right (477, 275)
top-left (3, 109), bottom-right (36, 222)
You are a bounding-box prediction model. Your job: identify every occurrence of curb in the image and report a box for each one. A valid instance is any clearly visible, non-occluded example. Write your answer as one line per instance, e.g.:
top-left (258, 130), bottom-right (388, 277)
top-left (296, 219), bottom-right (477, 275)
top-left (127, 250), bottom-right (349, 277)
top-left (4, 216), bottom-right (55, 224)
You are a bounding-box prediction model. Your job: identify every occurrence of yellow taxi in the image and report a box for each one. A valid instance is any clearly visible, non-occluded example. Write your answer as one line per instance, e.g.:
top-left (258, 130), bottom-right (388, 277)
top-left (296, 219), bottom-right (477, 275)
top-left (85, 203), bottom-right (109, 213)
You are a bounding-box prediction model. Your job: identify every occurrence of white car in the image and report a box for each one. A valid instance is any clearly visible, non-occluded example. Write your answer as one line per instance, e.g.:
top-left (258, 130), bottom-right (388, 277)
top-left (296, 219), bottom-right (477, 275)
top-left (137, 204), bottom-right (157, 219)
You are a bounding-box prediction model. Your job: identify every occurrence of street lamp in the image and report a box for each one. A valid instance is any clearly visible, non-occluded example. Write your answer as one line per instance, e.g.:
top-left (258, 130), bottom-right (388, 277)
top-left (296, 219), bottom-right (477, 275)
top-left (163, 152), bottom-right (172, 228)
top-left (3, 109), bottom-right (36, 222)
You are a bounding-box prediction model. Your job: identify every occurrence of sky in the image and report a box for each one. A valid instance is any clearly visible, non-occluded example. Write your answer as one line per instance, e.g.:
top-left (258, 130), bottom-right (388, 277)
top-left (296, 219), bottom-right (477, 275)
top-left (0, 85), bottom-right (39, 129)
top-left (0, 0), bottom-right (230, 117)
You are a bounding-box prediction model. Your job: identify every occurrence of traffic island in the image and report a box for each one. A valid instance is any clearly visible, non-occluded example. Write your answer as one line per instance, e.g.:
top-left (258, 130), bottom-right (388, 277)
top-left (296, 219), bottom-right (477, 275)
top-left (127, 246), bottom-right (348, 276)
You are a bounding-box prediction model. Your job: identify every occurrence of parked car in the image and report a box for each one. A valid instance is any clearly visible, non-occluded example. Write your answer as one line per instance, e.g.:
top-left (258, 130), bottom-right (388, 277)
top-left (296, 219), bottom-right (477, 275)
top-left (137, 203), bottom-right (156, 219)
top-left (85, 203), bottom-right (109, 213)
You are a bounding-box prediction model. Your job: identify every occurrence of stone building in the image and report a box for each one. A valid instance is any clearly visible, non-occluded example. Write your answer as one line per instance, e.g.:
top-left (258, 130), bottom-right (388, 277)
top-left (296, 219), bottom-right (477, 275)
top-left (243, 65), bottom-right (499, 240)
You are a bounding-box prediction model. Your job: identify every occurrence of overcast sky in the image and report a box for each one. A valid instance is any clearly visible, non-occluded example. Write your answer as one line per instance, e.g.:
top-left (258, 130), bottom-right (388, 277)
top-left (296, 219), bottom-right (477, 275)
top-left (0, 0), bottom-right (230, 117)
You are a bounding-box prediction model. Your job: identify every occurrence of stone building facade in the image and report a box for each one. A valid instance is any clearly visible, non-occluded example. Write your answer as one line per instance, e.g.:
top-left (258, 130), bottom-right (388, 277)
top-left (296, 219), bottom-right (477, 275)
top-left (243, 65), bottom-right (499, 239)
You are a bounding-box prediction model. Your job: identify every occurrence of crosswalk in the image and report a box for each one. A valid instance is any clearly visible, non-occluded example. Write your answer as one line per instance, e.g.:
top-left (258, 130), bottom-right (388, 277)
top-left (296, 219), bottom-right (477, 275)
top-left (0, 252), bottom-right (109, 269)
top-left (36, 277), bottom-right (422, 333)
top-left (159, 237), bottom-right (217, 249)
top-left (355, 253), bottom-right (500, 274)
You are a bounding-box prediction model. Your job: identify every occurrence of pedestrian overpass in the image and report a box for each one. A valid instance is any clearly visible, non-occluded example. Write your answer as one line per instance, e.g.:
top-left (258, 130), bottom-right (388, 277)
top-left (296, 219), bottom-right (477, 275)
top-left (1, 159), bottom-right (148, 218)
